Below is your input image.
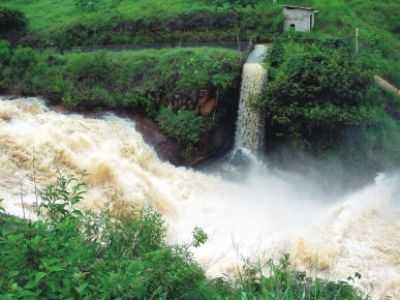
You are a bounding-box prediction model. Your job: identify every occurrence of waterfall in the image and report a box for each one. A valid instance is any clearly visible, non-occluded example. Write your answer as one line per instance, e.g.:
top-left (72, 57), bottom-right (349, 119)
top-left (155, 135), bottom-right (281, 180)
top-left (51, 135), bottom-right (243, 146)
top-left (235, 44), bottom-right (268, 152)
top-left (1, 97), bottom-right (400, 299)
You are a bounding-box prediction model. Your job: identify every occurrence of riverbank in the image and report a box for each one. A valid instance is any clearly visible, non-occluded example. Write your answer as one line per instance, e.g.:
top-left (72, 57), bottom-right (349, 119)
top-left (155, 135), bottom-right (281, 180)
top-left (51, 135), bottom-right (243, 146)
top-left (1, 98), bottom-right (398, 299)
top-left (0, 46), bottom-right (242, 164)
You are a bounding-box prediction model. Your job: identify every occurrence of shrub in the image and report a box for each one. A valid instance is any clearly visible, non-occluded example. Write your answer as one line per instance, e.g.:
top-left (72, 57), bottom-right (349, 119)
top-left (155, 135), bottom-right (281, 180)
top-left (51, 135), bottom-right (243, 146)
top-left (74, 0), bottom-right (103, 11)
top-left (0, 7), bottom-right (27, 34)
top-left (256, 35), bottom-right (400, 176)
top-left (157, 107), bottom-right (206, 145)
top-left (39, 174), bottom-right (86, 222)
top-left (10, 47), bottom-right (37, 71)
top-left (0, 173), bottom-right (369, 299)
top-left (0, 40), bottom-right (11, 65)
top-left (66, 51), bottom-right (113, 84)
top-left (0, 174), bottom-right (214, 299)
top-left (262, 43), bottom-right (374, 109)
top-left (0, 47), bottom-right (239, 147)
top-left (260, 38), bottom-right (382, 150)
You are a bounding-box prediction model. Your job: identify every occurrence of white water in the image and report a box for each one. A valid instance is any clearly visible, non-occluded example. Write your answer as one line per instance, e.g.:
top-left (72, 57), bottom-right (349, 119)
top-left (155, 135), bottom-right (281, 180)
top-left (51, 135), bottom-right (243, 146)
top-left (235, 44), bottom-right (268, 152)
top-left (1, 97), bottom-right (400, 299)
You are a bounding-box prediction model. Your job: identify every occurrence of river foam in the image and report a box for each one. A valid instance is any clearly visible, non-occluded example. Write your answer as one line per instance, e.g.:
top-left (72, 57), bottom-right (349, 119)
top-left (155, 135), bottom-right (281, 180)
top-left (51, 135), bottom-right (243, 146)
top-left (1, 97), bottom-right (399, 299)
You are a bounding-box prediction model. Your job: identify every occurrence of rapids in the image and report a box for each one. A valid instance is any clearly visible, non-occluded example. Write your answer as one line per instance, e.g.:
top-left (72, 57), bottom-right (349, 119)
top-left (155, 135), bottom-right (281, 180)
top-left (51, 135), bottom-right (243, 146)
top-left (0, 97), bottom-right (399, 299)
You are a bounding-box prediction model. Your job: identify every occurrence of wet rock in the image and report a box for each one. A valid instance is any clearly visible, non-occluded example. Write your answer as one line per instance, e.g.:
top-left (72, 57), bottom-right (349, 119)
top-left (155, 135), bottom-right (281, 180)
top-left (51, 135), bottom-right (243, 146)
top-left (132, 114), bottom-right (183, 165)
top-left (199, 98), bottom-right (217, 115)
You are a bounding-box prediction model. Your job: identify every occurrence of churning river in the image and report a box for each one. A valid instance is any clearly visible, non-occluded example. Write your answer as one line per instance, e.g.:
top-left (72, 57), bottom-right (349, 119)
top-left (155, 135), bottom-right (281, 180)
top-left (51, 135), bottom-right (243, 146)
top-left (1, 97), bottom-right (399, 299)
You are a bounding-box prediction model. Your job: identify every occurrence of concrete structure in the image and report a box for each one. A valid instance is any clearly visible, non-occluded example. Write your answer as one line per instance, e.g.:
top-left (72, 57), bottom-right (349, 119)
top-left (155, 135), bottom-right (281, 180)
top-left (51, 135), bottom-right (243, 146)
top-left (283, 5), bottom-right (318, 32)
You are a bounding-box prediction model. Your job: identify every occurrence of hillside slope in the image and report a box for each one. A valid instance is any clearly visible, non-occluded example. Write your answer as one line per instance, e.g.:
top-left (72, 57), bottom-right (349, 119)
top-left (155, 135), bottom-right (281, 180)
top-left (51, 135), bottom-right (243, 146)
top-left (0, 0), bottom-right (282, 48)
top-left (2, 0), bottom-right (398, 84)
top-left (291, 0), bottom-right (400, 84)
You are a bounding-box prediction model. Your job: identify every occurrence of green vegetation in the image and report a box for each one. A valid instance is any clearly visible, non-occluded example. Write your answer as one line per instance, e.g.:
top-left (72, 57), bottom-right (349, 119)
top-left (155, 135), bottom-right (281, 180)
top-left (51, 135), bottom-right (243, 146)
top-left (0, 0), bottom-right (398, 166)
top-left (0, 1), bottom-right (398, 298)
top-left (259, 34), bottom-right (400, 174)
top-left (157, 107), bottom-right (207, 146)
top-left (0, 7), bottom-right (27, 44)
top-left (0, 43), bottom-right (240, 145)
top-left (0, 0), bottom-right (283, 49)
top-left (0, 7), bottom-right (27, 34)
top-left (288, 0), bottom-right (400, 86)
top-left (0, 0), bottom-right (398, 82)
top-left (0, 174), bottom-right (368, 299)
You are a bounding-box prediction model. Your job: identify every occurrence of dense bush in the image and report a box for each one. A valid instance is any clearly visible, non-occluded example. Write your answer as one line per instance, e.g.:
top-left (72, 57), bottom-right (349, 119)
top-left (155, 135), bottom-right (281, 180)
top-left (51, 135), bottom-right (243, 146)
top-left (0, 40), bottom-right (11, 63)
top-left (0, 7), bottom-right (27, 34)
top-left (74, 0), bottom-right (104, 11)
top-left (4, 3), bottom-right (282, 49)
top-left (260, 37), bottom-right (379, 124)
top-left (0, 174), bottom-right (368, 299)
top-left (0, 46), bottom-right (240, 145)
top-left (157, 107), bottom-right (206, 145)
top-left (0, 174), bottom-right (212, 299)
top-left (259, 35), bottom-right (400, 175)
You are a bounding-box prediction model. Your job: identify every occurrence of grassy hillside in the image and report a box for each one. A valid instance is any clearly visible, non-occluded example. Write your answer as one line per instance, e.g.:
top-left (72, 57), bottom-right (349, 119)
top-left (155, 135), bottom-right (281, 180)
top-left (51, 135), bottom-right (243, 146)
top-left (0, 0), bottom-right (282, 48)
top-left (2, 0), bottom-right (398, 41)
top-left (290, 0), bottom-right (400, 85)
top-left (1, 0), bottom-right (218, 32)
top-left (2, 0), bottom-right (398, 80)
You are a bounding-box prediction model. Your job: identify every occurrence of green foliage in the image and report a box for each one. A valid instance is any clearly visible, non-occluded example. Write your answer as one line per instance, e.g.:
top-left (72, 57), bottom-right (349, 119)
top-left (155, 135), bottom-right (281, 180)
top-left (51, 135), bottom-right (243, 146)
top-left (1, 0), bottom-right (281, 49)
top-left (0, 174), bottom-right (213, 299)
top-left (157, 107), bottom-right (206, 145)
top-left (261, 36), bottom-right (400, 175)
top-left (10, 47), bottom-right (38, 72)
top-left (236, 255), bottom-right (366, 300)
top-left (74, 0), bottom-right (103, 11)
top-left (0, 174), bottom-right (368, 299)
top-left (0, 46), bottom-right (38, 92)
top-left (208, 0), bottom-right (260, 11)
top-left (0, 7), bottom-right (27, 33)
top-left (0, 47), bottom-right (240, 145)
top-left (192, 226), bottom-right (208, 248)
top-left (261, 39), bottom-right (376, 118)
top-left (39, 174), bottom-right (86, 222)
top-left (0, 40), bottom-right (11, 65)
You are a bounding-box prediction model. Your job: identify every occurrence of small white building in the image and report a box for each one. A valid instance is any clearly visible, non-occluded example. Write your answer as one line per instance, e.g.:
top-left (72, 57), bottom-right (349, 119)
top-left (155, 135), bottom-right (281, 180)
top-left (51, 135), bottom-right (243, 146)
top-left (283, 5), bottom-right (318, 32)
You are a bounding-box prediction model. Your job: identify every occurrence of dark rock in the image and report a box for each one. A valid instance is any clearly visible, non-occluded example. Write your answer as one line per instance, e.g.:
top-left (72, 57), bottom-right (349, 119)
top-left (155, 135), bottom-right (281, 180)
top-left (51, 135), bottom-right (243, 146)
top-left (132, 114), bottom-right (183, 165)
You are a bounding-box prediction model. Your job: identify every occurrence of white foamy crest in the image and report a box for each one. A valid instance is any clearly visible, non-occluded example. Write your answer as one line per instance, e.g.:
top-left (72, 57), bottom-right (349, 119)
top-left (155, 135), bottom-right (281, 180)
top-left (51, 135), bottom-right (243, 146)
top-left (1, 97), bottom-right (399, 299)
top-left (235, 44), bottom-right (268, 152)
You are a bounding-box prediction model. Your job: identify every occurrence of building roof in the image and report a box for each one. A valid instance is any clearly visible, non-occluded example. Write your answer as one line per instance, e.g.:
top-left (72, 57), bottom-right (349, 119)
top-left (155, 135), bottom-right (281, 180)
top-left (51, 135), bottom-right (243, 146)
top-left (282, 5), bottom-right (319, 13)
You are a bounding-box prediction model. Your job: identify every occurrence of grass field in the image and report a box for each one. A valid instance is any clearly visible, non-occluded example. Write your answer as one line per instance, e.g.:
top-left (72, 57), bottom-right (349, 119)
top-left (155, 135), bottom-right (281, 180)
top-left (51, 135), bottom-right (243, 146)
top-left (1, 0), bottom-right (398, 83)
top-left (0, 0), bottom-right (217, 32)
top-left (2, 0), bottom-right (398, 38)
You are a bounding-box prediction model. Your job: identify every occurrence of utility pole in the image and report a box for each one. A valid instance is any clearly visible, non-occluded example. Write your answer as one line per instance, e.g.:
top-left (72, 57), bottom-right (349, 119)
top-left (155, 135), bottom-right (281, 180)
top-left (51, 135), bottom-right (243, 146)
top-left (355, 27), bottom-right (359, 54)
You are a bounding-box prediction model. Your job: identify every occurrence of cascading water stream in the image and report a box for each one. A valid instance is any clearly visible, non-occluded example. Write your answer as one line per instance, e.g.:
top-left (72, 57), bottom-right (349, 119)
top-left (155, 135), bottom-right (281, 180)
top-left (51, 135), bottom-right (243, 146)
top-left (235, 44), bottom-right (268, 152)
top-left (1, 97), bottom-right (400, 299)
